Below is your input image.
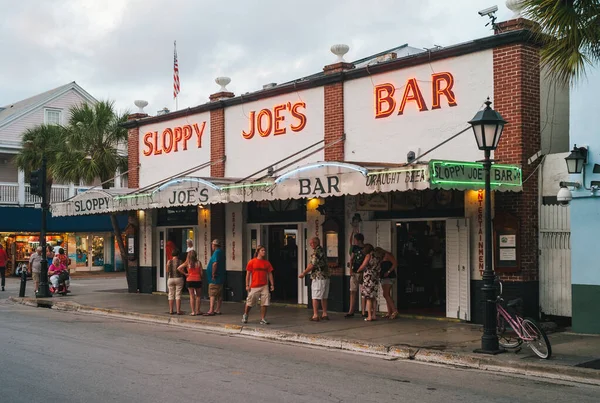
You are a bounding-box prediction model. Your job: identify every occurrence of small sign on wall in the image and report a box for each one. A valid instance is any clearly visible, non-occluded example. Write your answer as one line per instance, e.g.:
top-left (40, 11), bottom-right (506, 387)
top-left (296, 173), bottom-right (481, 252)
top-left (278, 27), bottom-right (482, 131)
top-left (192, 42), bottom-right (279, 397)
top-left (494, 212), bottom-right (520, 272)
top-left (356, 193), bottom-right (389, 211)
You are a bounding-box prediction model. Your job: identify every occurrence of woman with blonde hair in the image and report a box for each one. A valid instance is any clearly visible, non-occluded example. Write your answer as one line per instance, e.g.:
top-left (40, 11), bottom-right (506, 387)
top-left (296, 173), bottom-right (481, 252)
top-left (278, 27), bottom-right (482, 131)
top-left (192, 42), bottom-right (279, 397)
top-left (167, 249), bottom-right (185, 315)
top-left (375, 247), bottom-right (399, 319)
top-left (178, 250), bottom-right (203, 316)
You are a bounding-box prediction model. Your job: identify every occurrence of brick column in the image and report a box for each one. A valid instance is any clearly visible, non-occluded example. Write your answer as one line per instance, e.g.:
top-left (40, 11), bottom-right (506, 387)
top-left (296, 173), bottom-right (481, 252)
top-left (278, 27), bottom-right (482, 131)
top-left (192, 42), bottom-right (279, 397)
top-left (491, 18), bottom-right (541, 318)
top-left (323, 61), bottom-right (354, 161)
top-left (208, 85), bottom-right (234, 250)
top-left (127, 113), bottom-right (148, 189)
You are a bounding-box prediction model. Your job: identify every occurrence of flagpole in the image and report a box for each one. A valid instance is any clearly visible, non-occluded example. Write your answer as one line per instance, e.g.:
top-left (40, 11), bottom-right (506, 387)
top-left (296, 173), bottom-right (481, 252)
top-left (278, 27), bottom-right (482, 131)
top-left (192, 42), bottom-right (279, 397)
top-left (174, 40), bottom-right (180, 111)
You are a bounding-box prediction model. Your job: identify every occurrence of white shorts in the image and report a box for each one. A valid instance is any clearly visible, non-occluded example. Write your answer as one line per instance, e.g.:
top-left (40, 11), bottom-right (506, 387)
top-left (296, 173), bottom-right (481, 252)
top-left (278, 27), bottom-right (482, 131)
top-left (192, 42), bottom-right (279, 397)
top-left (311, 279), bottom-right (330, 300)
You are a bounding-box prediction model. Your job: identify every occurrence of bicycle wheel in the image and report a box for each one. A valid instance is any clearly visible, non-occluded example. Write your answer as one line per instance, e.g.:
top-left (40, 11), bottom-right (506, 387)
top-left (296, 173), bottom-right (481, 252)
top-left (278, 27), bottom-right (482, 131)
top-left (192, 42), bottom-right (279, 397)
top-left (497, 315), bottom-right (522, 349)
top-left (522, 318), bottom-right (552, 359)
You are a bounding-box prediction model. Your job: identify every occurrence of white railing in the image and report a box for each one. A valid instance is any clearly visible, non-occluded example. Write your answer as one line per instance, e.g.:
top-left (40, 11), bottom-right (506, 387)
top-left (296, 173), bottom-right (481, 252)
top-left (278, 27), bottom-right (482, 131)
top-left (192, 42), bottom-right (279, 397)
top-left (50, 186), bottom-right (70, 203)
top-left (1, 183), bottom-right (77, 205)
top-left (0, 182), bottom-right (19, 204)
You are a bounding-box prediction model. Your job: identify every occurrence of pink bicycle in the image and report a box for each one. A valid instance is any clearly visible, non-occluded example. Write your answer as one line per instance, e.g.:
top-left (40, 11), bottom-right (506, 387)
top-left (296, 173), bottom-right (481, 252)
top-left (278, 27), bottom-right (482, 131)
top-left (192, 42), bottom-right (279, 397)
top-left (496, 282), bottom-right (552, 359)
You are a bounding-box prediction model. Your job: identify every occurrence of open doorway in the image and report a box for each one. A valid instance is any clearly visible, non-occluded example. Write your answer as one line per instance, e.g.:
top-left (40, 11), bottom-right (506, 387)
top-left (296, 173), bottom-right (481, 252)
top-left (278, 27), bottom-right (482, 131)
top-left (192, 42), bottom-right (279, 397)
top-left (166, 227), bottom-right (194, 261)
top-left (396, 220), bottom-right (446, 317)
top-left (268, 225), bottom-right (299, 304)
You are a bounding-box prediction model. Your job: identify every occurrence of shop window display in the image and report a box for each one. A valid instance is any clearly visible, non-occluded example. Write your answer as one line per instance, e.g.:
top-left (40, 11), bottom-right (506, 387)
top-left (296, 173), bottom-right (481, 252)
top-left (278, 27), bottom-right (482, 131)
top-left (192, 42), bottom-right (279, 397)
top-left (92, 236), bottom-right (104, 266)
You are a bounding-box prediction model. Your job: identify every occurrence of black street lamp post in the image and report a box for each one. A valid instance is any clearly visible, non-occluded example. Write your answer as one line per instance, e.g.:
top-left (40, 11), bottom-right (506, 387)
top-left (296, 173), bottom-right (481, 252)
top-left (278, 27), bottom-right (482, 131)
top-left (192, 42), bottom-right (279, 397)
top-left (36, 156), bottom-right (52, 298)
top-left (469, 99), bottom-right (506, 354)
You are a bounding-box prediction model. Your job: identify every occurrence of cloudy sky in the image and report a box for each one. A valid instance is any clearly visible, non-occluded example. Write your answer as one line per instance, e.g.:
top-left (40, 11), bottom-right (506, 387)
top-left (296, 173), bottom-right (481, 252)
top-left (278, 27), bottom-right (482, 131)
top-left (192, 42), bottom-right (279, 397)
top-left (0, 0), bottom-right (596, 129)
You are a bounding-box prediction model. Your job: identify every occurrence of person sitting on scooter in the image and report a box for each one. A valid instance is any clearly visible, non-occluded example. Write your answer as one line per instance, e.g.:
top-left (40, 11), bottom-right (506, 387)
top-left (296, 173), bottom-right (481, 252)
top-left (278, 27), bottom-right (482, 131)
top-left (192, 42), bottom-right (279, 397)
top-left (48, 256), bottom-right (69, 293)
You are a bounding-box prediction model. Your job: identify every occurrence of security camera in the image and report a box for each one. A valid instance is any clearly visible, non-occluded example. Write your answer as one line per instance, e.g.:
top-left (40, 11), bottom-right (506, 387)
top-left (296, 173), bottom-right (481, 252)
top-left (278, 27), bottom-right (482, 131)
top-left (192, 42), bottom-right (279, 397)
top-left (557, 186), bottom-right (573, 206)
top-left (478, 5), bottom-right (498, 16)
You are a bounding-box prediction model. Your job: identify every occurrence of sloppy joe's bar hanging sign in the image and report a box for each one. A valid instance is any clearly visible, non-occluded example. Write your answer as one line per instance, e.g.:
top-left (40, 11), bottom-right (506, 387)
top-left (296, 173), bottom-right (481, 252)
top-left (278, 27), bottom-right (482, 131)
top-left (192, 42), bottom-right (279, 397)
top-left (138, 111), bottom-right (211, 188)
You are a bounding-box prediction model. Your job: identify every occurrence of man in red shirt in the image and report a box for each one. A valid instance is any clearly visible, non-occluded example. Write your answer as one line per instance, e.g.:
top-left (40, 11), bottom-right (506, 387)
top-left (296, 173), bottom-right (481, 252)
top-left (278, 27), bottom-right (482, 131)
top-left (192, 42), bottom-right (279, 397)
top-left (242, 245), bottom-right (275, 325)
top-left (0, 243), bottom-right (9, 291)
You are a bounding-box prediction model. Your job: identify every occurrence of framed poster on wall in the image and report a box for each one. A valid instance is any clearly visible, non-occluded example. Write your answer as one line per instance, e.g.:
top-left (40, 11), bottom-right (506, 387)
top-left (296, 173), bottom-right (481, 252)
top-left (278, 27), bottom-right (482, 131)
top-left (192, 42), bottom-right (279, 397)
top-left (493, 212), bottom-right (520, 272)
top-left (356, 193), bottom-right (389, 211)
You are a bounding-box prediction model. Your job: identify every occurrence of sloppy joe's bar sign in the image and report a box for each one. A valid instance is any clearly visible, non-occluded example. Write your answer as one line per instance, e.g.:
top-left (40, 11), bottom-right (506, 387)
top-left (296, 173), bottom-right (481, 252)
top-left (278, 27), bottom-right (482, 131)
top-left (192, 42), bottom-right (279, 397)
top-left (374, 72), bottom-right (457, 119)
top-left (142, 121), bottom-right (206, 156)
top-left (242, 101), bottom-right (306, 139)
top-left (429, 160), bottom-right (522, 191)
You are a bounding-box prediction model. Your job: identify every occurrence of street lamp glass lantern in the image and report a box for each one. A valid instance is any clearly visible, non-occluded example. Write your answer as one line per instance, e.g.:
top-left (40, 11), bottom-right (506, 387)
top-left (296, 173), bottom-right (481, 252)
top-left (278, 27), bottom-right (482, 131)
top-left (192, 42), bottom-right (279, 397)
top-left (469, 99), bottom-right (507, 151)
top-left (564, 146), bottom-right (587, 174)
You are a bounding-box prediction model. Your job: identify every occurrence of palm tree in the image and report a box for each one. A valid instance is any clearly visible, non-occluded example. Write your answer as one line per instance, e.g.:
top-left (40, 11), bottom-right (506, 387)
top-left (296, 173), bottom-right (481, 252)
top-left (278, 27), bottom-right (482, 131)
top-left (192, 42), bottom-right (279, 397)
top-left (521, 0), bottom-right (600, 85)
top-left (14, 124), bottom-right (66, 201)
top-left (56, 100), bottom-right (130, 275)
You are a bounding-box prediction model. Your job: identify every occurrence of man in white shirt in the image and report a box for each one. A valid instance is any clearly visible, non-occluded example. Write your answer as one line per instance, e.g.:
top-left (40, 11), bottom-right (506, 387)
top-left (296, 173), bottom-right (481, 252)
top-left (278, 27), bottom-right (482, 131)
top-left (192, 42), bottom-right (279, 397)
top-left (53, 240), bottom-right (63, 255)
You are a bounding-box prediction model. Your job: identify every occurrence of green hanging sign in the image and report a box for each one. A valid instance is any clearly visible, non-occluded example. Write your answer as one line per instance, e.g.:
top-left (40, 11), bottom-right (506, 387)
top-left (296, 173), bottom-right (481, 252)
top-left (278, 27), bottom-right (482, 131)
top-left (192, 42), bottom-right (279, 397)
top-left (429, 160), bottom-right (522, 191)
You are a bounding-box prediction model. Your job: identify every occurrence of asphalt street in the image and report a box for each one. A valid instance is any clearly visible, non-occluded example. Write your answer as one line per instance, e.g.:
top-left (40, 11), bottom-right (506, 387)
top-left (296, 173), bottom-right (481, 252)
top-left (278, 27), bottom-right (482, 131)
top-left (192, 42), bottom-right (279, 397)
top-left (0, 299), bottom-right (598, 403)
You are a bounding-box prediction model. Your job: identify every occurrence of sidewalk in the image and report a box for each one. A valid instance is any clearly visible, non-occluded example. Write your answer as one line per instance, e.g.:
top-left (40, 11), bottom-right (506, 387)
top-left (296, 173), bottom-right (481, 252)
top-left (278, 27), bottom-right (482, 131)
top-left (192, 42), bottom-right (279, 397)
top-left (5, 276), bottom-right (600, 386)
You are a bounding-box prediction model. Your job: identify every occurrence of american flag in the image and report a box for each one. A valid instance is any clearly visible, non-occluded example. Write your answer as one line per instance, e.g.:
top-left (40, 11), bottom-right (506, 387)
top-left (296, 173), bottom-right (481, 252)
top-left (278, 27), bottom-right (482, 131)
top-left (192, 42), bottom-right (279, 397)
top-left (173, 41), bottom-right (180, 99)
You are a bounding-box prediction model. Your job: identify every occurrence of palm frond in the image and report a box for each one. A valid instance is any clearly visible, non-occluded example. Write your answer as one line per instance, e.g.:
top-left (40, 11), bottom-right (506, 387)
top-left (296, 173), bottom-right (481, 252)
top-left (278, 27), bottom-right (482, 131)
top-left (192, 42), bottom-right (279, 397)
top-left (58, 99), bottom-right (129, 190)
top-left (521, 0), bottom-right (600, 86)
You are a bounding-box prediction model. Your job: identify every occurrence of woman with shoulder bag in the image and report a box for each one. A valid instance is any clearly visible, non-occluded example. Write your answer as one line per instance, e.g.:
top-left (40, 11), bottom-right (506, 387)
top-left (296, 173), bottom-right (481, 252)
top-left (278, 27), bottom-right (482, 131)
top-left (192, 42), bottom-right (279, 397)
top-left (375, 247), bottom-right (399, 319)
top-left (167, 249), bottom-right (185, 315)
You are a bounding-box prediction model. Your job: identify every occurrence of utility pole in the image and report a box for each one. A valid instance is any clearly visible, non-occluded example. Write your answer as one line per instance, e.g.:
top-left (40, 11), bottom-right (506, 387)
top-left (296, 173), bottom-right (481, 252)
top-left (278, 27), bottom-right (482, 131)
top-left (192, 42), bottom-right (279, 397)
top-left (36, 156), bottom-right (51, 298)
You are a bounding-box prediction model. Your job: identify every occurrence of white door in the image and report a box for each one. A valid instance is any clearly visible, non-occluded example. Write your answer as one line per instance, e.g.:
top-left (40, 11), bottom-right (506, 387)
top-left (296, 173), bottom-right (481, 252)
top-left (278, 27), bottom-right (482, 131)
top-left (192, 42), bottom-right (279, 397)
top-left (297, 223), bottom-right (308, 304)
top-left (247, 224), bottom-right (267, 259)
top-left (156, 229), bottom-right (167, 292)
top-left (446, 218), bottom-right (471, 320)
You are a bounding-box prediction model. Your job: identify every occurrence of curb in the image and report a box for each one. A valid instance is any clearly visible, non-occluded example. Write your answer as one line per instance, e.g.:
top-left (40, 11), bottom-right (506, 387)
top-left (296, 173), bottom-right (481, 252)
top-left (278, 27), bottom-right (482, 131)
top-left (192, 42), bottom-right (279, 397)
top-left (9, 297), bottom-right (600, 386)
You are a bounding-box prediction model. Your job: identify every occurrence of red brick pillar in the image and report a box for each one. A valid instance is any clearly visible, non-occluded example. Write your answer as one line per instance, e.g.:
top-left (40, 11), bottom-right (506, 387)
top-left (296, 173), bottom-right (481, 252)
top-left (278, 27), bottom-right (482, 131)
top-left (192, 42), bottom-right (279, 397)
top-left (323, 60), bottom-right (354, 161)
top-left (492, 19), bottom-right (541, 313)
top-left (209, 81), bottom-right (234, 244)
top-left (127, 112), bottom-right (148, 189)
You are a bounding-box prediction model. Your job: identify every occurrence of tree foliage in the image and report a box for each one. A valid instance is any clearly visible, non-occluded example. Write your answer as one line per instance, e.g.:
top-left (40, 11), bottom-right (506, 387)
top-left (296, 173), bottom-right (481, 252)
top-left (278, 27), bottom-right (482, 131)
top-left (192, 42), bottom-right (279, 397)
top-left (522, 0), bottom-right (600, 85)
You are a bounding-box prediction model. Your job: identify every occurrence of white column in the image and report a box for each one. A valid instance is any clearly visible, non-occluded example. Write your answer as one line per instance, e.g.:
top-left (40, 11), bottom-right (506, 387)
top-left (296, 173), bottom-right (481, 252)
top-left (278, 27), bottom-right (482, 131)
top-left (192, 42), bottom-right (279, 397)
top-left (17, 169), bottom-right (25, 206)
top-left (68, 182), bottom-right (76, 198)
top-left (114, 169), bottom-right (122, 188)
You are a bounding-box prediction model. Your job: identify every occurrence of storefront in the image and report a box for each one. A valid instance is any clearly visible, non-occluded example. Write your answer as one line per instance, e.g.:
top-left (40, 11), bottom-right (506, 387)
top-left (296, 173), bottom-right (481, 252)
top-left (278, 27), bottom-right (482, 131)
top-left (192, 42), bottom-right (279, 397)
top-left (0, 205), bottom-right (128, 274)
top-left (52, 18), bottom-right (551, 323)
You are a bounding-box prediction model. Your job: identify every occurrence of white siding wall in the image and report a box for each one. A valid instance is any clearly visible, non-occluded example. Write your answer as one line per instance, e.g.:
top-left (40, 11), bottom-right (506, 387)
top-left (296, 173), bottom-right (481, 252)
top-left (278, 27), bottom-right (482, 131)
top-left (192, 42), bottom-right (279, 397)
top-left (0, 89), bottom-right (90, 144)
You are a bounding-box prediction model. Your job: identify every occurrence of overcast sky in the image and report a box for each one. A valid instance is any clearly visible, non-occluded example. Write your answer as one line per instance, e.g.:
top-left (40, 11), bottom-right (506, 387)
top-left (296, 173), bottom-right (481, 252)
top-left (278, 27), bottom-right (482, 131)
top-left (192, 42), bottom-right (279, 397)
top-left (0, 0), bottom-right (596, 131)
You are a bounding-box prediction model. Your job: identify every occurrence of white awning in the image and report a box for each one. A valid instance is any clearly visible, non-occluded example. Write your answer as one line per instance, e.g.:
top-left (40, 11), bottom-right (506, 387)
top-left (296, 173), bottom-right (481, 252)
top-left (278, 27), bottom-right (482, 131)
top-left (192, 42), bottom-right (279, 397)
top-left (51, 160), bottom-right (522, 217)
top-left (51, 162), bottom-right (430, 216)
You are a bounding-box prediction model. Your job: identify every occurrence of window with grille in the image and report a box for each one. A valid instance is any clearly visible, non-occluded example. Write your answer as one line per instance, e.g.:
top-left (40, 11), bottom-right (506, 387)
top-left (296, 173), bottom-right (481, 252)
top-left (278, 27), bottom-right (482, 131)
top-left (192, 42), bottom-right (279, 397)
top-left (45, 109), bottom-right (62, 125)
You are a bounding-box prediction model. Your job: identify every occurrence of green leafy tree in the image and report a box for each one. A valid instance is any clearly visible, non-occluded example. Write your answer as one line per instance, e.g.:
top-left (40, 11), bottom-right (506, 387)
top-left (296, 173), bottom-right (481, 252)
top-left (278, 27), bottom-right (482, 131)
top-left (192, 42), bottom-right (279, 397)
top-left (56, 101), bottom-right (130, 274)
top-left (522, 0), bottom-right (600, 85)
top-left (15, 124), bottom-right (66, 201)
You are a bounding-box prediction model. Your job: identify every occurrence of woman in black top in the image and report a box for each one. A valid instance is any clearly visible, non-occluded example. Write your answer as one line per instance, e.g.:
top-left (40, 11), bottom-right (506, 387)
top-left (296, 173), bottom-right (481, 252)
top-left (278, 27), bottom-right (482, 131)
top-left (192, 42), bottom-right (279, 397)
top-left (375, 247), bottom-right (399, 319)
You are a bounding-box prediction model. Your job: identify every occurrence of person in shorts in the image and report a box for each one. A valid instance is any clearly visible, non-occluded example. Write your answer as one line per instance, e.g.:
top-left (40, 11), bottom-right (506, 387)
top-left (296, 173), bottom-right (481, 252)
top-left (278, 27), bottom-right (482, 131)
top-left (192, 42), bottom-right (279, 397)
top-left (375, 247), bottom-right (399, 319)
top-left (28, 246), bottom-right (43, 294)
top-left (242, 245), bottom-right (274, 325)
top-left (345, 231), bottom-right (365, 318)
top-left (177, 250), bottom-right (203, 316)
top-left (299, 237), bottom-right (330, 322)
top-left (204, 239), bottom-right (226, 316)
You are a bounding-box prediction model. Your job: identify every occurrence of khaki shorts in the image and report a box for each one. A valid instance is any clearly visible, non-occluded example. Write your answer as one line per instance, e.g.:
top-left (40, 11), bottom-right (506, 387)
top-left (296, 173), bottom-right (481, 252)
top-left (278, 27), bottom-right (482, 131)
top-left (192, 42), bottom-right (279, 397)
top-left (32, 272), bottom-right (40, 282)
top-left (246, 285), bottom-right (270, 307)
top-left (311, 279), bottom-right (330, 300)
top-left (350, 273), bottom-right (360, 292)
top-left (209, 284), bottom-right (223, 299)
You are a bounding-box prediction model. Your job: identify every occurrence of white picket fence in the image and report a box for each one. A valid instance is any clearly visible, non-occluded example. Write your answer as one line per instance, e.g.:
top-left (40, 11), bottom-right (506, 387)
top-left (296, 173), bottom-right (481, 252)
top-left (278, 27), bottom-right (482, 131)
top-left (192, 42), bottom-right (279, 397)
top-left (539, 204), bottom-right (571, 317)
